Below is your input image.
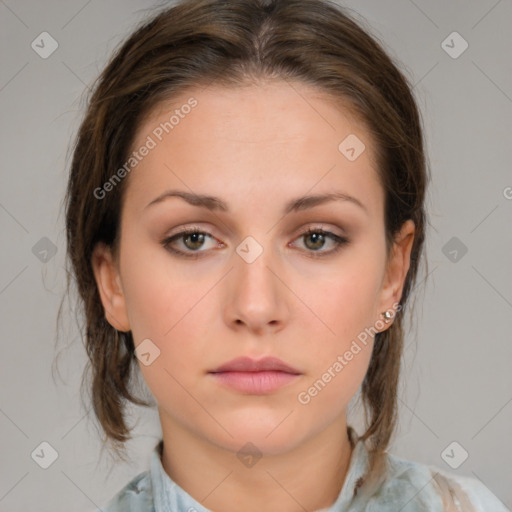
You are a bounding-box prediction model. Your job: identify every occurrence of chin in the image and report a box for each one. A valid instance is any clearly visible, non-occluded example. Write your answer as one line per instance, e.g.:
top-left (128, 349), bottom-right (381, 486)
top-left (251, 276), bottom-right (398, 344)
top-left (206, 416), bottom-right (311, 457)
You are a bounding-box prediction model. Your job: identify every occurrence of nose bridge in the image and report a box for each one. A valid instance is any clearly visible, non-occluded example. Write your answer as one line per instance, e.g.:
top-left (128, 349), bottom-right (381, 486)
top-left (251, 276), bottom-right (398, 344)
top-left (226, 232), bottom-right (288, 330)
top-left (234, 233), bottom-right (279, 297)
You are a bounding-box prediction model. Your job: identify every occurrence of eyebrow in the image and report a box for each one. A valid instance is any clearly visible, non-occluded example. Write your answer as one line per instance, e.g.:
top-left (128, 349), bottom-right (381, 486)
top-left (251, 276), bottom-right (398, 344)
top-left (144, 189), bottom-right (367, 215)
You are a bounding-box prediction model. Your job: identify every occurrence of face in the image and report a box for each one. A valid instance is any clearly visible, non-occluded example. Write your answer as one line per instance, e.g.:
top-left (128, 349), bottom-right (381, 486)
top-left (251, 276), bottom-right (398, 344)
top-left (92, 80), bottom-right (414, 456)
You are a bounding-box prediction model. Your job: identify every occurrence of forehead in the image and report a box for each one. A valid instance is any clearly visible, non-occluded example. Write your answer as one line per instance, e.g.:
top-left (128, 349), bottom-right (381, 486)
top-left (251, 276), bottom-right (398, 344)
top-left (136, 80), bottom-right (370, 148)
top-left (123, 80), bottom-right (383, 216)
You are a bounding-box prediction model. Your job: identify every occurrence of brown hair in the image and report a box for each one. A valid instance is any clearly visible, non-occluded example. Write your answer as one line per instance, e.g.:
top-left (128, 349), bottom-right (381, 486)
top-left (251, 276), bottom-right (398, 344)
top-left (64, 0), bottom-right (428, 498)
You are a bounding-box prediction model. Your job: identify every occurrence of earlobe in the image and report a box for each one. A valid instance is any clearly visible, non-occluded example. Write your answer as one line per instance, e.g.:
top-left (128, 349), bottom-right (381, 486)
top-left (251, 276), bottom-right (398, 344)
top-left (378, 219), bottom-right (415, 322)
top-left (91, 242), bottom-right (131, 332)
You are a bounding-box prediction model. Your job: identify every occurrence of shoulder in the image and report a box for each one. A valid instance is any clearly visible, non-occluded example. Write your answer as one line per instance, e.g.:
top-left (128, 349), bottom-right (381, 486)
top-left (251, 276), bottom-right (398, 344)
top-left (95, 470), bottom-right (155, 512)
top-left (428, 466), bottom-right (508, 512)
top-left (382, 452), bottom-right (507, 512)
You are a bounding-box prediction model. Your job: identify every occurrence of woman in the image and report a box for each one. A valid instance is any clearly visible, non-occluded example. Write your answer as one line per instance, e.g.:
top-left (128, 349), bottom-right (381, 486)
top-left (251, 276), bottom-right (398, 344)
top-left (64, 0), bottom-right (506, 510)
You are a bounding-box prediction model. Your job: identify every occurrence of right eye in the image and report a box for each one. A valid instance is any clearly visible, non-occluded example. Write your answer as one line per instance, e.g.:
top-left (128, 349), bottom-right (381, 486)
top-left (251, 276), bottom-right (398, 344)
top-left (161, 228), bottom-right (223, 258)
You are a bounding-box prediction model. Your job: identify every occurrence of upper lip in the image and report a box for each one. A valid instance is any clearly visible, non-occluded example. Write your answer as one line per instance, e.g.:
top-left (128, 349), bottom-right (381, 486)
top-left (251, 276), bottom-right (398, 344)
top-left (209, 356), bottom-right (301, 374)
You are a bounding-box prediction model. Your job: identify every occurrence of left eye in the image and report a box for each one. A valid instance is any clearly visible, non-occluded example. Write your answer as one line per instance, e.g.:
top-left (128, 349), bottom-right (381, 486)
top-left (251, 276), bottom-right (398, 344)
top-left (291, 228), bottom-right (348, 255)
top-left (161, 227), bottom-right (348, 258)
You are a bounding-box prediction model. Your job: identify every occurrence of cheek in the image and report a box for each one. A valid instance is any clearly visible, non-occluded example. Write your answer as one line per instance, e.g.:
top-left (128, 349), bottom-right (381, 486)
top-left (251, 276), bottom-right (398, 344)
top-left (293, 270), bottom-right (379, 422)
top-left (120, 240), bottom-right (200, 338)
top-left (119, 242), bottom-right (216, 383)
top-left (302, 259), bottom-right (383, 344)
top-left (122, 256), bottom-right (210, 414)
top-left (294, 246), bottom-right (384, 393)
top-left (296, 344), bottom-right (372, 415)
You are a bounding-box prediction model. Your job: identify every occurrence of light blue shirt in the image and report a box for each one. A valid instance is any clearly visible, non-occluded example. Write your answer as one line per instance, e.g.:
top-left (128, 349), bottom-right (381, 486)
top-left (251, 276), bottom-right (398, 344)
top-left (98, 434), bottom-right (507, 511)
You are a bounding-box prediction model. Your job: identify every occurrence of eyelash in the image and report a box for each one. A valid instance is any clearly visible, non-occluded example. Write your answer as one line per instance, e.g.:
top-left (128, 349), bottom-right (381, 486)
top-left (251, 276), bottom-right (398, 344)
top-left (161, 226), bottom-right (349, 260)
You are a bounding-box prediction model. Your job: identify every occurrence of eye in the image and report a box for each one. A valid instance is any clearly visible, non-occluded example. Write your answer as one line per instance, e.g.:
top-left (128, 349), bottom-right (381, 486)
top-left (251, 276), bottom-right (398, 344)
top-left (161, 226), bottom-right (349, 259)
top-left (291, 227), bottom-right (349, 258)
top-left (161, 228), bottom-right (221, 259)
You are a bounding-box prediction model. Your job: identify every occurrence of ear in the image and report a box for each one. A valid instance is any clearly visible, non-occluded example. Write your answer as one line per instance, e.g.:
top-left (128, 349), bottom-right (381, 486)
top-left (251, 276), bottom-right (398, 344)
top-left (91, 242), bottom-right (131, 332)
top-left (377, 219), bottom-right (415, 325)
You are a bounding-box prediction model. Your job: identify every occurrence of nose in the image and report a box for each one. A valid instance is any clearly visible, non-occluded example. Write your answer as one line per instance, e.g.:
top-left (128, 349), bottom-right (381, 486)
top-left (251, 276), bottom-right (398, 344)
top-left (223, 240), bottom-right (290, 335)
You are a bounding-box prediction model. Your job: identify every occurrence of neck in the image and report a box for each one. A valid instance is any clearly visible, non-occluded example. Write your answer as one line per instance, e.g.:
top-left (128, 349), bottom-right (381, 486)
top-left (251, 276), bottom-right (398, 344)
top-left (159, 413), bottom-right (354, 512)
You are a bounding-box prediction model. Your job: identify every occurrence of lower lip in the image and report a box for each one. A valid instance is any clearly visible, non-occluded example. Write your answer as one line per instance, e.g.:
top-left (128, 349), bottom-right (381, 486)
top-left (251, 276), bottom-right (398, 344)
top-left (209, 371), bottom-right (300, 394)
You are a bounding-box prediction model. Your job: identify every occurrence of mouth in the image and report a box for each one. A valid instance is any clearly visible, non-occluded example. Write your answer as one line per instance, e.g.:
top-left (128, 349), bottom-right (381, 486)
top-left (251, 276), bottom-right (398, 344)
top-left (208, 356), bottom-right (302, 394)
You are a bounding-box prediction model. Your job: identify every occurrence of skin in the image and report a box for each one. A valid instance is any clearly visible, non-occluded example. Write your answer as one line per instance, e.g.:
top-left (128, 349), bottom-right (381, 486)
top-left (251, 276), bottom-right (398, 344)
top-left (92, 79), bottom-right (414, 512)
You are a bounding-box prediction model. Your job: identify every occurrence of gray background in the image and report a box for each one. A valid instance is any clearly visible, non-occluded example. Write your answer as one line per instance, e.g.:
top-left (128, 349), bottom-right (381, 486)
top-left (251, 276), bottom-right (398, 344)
top-left (1, 0), bottom-right (511, 510)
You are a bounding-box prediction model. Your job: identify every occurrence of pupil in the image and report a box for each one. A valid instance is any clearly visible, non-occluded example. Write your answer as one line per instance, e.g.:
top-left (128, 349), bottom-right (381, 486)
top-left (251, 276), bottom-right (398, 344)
top-left (306, 232), bottom-right (324, 250)
top-left (185, 232), bottom-right (204, 249)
